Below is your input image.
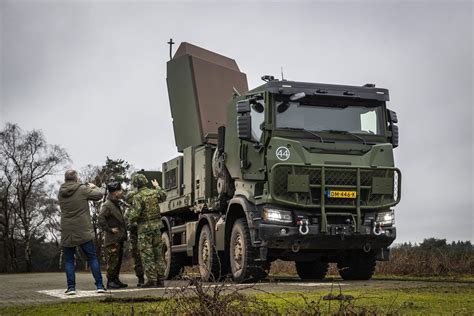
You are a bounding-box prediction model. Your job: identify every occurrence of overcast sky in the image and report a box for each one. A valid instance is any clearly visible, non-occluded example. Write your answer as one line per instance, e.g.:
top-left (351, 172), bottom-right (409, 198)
top-left (1, 0), bottom-right (472, 243)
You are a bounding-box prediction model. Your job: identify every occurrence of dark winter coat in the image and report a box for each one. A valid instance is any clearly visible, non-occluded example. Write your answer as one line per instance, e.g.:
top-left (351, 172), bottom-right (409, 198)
top-left (98, 198), bottom-right (127, 247)
top-left (58, 181), bottom-right (103, 247)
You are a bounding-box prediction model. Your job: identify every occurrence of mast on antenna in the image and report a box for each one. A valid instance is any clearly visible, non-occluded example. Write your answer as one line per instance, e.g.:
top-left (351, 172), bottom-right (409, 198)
top-left (167, 38), bottom-right (175, 60)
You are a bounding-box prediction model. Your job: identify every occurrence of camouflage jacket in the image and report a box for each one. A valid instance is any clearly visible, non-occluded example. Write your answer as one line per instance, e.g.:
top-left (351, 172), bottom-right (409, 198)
top-left (128, 187), bottom-right (166, 233)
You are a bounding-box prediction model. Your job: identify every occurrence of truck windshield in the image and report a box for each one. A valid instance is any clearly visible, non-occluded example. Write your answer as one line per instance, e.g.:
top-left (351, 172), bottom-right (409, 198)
top-left (275, 99), bottom-right (384, 135)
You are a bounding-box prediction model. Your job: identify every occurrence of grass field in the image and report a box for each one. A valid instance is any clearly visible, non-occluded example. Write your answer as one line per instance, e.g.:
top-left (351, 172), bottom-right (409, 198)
top-left (267, 272), bottom-right (474, 283)
top-left (1, 281), bottom-right (472, 315)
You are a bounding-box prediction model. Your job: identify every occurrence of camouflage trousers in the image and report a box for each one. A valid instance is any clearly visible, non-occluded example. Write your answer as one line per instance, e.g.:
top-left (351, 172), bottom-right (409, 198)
top-left (129, 225), bottom-right (144, 278)
top-left (138, 230), bottom-right (164, 280)
top-left (105, 242), bottom-right (124, 281)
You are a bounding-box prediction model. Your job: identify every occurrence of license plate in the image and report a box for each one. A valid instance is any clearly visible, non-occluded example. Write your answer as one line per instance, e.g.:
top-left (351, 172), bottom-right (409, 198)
top-left (326, 190), bottom-right (357, 199)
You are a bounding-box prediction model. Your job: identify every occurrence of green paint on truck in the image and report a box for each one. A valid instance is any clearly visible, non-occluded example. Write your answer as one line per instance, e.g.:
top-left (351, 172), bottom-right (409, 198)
top-left (140, 41), bottom-right (401, 283)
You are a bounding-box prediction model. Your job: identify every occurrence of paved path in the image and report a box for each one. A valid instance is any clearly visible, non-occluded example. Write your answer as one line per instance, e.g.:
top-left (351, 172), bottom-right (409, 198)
top-left (0, 273), bottom-right (468, 307)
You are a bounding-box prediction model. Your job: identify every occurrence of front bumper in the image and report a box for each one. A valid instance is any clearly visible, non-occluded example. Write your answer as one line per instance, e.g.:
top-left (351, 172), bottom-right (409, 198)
top-left (257, 222), bottom-right (396, 250)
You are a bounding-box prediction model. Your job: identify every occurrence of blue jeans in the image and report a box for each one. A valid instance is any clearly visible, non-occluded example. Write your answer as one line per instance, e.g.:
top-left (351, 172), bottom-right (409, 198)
top-left (63, 240), bottom-right (104, 289)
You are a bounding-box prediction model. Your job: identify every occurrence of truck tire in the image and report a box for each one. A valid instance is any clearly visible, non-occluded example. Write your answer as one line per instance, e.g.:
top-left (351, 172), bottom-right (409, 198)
top-left (229, 218), bottom-right (268, 283)
top-left (198, 225), bottom-right (222, 281)
top-left (295, 260), bottom-right (329, 280)
top-left (162, 231), bottom-right (185, 280)
top-left (337, 252), bottom-right (376, 280)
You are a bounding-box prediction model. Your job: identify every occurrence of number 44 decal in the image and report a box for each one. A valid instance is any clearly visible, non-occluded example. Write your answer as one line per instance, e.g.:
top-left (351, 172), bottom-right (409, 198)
top-left (276, 146), bottom-right (290, 161)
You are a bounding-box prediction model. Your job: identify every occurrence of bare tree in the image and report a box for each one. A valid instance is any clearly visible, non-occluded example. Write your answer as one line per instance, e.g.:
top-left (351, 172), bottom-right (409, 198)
top-left (0, 174), bottom-right (19, 272)
top-left (42, 184), bottom-right (62, 247)
top-left (79, 164), bottom-right (101, 184)
top-left (0, 123), bottom-right (69, 272)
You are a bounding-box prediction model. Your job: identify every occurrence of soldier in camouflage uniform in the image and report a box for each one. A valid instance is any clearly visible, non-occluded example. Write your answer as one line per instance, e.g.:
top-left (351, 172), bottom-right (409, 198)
top-left (128, 174), bottom-right (167, 288)
top-left (124, 191), bottom-right (145, 287)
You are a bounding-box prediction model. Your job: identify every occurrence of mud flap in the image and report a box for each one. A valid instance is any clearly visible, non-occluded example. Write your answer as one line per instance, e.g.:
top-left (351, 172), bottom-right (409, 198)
top-left (376, 247), bottom-right (390, 261)
top-left (255, 247), bottom-right (268, 262)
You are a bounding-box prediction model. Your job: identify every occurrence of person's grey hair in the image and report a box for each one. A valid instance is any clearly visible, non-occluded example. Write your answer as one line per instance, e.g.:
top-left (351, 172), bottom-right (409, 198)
top-left (64, 170), bottom-right (78, 182)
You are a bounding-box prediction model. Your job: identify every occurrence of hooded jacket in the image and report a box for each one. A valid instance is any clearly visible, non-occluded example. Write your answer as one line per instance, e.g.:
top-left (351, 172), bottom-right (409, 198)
top-left (58, 181), bottom-right (104, 247)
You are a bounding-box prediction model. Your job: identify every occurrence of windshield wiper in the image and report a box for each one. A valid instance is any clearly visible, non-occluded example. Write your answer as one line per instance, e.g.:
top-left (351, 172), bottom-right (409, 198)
top-left (279, 127), bottom-right (325, 143)
top-left (320, 129), bottom-right (367, 145)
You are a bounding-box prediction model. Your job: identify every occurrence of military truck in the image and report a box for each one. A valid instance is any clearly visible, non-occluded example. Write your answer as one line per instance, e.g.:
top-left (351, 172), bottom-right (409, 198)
top-left (154, 42), bottom-right (401, 282)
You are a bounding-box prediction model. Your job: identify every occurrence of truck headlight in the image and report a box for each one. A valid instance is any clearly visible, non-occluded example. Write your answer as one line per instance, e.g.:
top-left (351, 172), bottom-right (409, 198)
top-left (376, 210), bottom-right (395, 227)
top-left (262, 208), bottom-right (293, 224)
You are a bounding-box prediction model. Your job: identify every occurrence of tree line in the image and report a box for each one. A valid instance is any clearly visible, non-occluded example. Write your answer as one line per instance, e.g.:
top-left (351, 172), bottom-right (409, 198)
top-left (0, 123), bottom-right (133, 272)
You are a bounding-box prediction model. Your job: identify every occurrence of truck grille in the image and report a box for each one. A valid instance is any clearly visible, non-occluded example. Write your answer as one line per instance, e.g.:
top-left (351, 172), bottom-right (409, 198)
top-left (270, 164), bottom-right (401, 209)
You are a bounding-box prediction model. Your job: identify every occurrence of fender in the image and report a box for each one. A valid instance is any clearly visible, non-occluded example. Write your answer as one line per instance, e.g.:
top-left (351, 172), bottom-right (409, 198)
top-left (195, 214), bottom-right (219, 246)
top-left (161, 216), bottom-right (172, 234)
top-left (225, 195), bottom-right (261, 246)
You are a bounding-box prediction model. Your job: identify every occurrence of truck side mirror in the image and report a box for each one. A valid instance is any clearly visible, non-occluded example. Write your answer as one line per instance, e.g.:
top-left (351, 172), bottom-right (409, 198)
top-left (387, 109), bottom-right (398, 123)
top-left (387, 109), bottom-right (399, 148)
top-left (391, 124), bottom-right (399, 148)
top-left (236, 100), bottom-right (252, 140)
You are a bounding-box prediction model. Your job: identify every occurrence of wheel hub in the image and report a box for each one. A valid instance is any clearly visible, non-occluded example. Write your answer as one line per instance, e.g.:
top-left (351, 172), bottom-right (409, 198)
top-left (202, 237), bottom-right (209, 265)
top-left (233, 234), bottom-right (243, 271)
top-left (163, 244), bottom-right (170, 266)
top-left (161, 239), bottom-right (170, 277)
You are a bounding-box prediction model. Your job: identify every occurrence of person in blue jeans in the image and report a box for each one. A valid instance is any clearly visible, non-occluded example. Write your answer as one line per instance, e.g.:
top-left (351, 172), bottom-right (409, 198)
top-left (63, 241), bottom-right (105, 294)
top-left (58, 170), bottom-right (107, 295)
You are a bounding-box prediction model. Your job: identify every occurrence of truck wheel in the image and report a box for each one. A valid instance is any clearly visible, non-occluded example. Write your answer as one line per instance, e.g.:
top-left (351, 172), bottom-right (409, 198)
top-left (295, 260), bottom-right (329, 280)
top-left (230, 218), bottom-right (268, 283)
top-left (198, 225), bottom-right (222, 281)
top-left (337, 252), bottom-right (376, 280)
top-left (162, 231), bottom-right (185, 279)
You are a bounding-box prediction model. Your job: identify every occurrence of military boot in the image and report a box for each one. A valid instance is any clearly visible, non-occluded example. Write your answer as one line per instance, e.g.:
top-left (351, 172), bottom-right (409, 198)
top-left (156, 279), bottom-right (165, 288)
top-left (137, 276), bottom-right (145, 287)
top-left (107, 279), bottom-right (122, 289)
top-left (116, 278), bottom-right (128, 288)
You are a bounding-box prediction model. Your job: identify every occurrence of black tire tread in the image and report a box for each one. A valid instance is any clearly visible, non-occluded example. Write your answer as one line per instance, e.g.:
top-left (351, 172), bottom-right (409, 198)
top-left (337, 252), bottom-right (376, 280)
top-left (162, 231), bottom-right (186, 280)
top-left (295, 261), bottom-right (329, 280)
top-left (198, 225), bottom-right (222, 281)
top-left (231, 218), bottom-right (268, 283)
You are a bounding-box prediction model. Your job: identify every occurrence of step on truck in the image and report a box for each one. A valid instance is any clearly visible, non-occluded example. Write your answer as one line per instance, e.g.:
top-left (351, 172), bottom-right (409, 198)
top-left (151, 42), bottom-right (401, 282)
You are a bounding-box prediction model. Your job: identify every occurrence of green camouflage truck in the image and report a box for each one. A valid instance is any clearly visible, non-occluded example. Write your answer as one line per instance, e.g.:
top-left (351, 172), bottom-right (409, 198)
top-left (152, 42), bottom-right (401, 282)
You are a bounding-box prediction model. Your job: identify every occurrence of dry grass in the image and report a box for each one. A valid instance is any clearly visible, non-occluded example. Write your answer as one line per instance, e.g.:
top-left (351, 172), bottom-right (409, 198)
top-left (376, 240), bottom-right (474, 276)
top-left (269, 239), bottom-right (474, 278)
top-left (155, 273), bottom-right (390, 315)
top-left (160, 275), bottom-right (278, 315)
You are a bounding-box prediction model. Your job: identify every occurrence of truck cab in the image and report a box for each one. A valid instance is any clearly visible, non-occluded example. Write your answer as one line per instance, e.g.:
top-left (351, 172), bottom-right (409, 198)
top-left (220, 79), bottom-right (400, 281)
